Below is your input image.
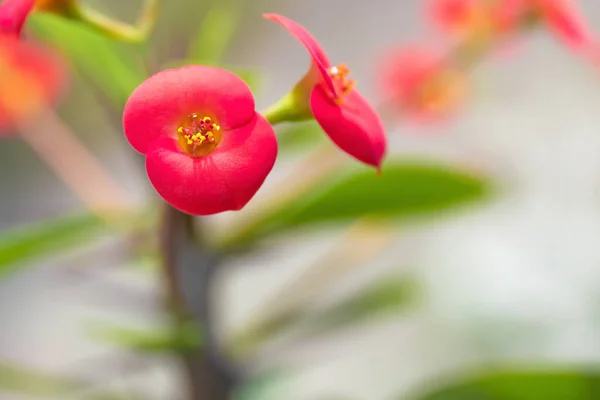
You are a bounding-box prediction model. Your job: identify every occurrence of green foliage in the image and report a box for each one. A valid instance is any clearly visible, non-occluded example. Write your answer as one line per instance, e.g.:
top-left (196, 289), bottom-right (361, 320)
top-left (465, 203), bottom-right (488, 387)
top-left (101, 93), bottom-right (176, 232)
top-left (226, 160), bottom-right (491, 247)
top-left (87, 321), bottom-right (202, 353)
top-left (303, 276), bottom-right (418, 337)
top-left (281, 161), bottom-right (489, 228)
top-left (187, 0), bottom-right (243, 65)
top-left (276, 121), bottom-right (326, 154)
top-left (233, 275), bottom-right (417, 354)
top-left (234, 369), bottom-right (291, 400)
top-left (0, 362), bottom-right (133, 399)
top-left (408, 368), bottom-right (600, 400)
top-left (28, 13), bottom-right (147, 108)
top-left (0, 214), bottom-right (107, 278)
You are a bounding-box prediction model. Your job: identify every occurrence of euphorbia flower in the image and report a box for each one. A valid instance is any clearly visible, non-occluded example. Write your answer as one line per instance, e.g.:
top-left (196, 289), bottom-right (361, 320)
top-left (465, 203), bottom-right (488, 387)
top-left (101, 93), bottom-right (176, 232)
top-left (428, 0), bottom-right (526, 41)
top-left (263, 14), bottom-right (386, 169)
top-left (123, 65), bottom-right (278, 216)
top-left (531, 0), bottom-right (592, 51)
top-left (34, 0), bottom-right (75, 14)
top-left (0, 0), bottom-right (35, 38)
top-left (378, 45), bottom-right (465, 122)
top-left (0, 37), bottom-right (65, 132)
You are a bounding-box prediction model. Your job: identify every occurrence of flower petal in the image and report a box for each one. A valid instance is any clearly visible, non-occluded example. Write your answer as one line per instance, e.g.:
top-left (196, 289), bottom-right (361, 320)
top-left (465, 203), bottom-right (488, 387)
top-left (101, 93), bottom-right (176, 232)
top-left (123, 65), bottom-right (256, 155)
top-left (263, 13), bottom-right (337, 98)
top-left (310, 86), bottom-right (386, 168)
top-left (539, 0), bottom-right (592, 51)
top-left (0, 0), bottom-right (35, 38)
top-left (0, 37), bottom-right (66, 132)
top-left (145, 115), bottom-right (277, 216)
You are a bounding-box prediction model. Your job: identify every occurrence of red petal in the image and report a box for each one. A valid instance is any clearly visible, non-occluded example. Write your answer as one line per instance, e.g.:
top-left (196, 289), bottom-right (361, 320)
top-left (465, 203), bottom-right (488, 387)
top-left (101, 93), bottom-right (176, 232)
top-left (145, 115), bottom-right (278, 216)
top-left (310, 87), bottom-right (386, 168)
top-left (540, 0), bottom-right (592, 50)
top-left (0, 0), bottom-right (35, 38)
top-left (123, 65), bottom-right (255, 155)
top-left (0, 37), bottom-right (66, 132)
top-left (263, 13), bottom-right (337, 97)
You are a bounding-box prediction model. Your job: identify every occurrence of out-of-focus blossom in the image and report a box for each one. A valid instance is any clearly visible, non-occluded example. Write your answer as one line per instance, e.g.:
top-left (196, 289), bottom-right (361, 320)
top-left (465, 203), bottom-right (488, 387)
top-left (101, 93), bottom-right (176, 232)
top-left (0, 37), bottom-right (65, 132)
top-left (531, 0), bottom-right (593, 51)
top-left (0, 0), bottom-right (35, 38)
top-left (123, 65), bottom-right (278, 216)
top-left (378, 45), bottom-right (466, 123)
top-left (264, 14), bottom-right (386, 169)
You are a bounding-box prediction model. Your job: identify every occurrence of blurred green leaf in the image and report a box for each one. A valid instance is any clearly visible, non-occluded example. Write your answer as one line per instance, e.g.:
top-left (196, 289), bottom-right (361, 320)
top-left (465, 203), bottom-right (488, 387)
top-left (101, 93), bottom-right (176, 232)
top-left (0, 362), bottom-right (133, 399)
top-left (226, 160), bottom-right (490, 247)
top-left (87, 321), bottom-right (203, 353)
top-left (235, 68), bottom-right (263, 95)
top-left (28, 13), bottom-right (146, 108)
top-left (234, 369), bottom-right (291, 400)
top-left (303, 276), bottom-right (418, 337)
top-left (0, 214), bottom-right (106, 278)
top-left (187, 0), bottom-right (242, 65)
top-left (0, 362), bottom-right (81, 397)
top-left (408, 369), bottom-right (600, 400)
top-left (276, 121), bottom-right (326, 154)
top-left (233, 276), bottom-right (417, 354)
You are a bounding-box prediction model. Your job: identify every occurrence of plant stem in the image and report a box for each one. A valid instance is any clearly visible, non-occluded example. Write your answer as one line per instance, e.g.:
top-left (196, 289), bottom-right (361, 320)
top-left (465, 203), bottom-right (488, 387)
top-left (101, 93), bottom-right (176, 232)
top-left (159, 204), bottom-right (236, 400)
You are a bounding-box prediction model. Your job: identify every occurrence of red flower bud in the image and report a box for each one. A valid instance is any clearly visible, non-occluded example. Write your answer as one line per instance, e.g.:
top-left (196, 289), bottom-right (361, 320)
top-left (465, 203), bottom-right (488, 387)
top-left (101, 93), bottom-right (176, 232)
top-left (264, 14), bottom-right (387, 170)
top-left (0, 0), bottom-right (35, 38)
top-left (123, 66), bottom-right (278, 216)
top-left (0, 37), bottom-right (65, 132)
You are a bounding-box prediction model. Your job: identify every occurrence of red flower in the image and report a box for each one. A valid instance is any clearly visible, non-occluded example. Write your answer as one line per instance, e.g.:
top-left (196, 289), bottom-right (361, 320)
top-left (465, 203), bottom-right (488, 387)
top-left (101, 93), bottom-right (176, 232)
top-left (0, 37), bottom-right (65, 132)
top-left (378, 45), bottom-right (465, 123)
top-left (264, 14), bottom-right (386, 169)
top-left (123, 65), bottom-right (278, 216)
top-left (428, 0), bottom-right (525, 41)
top-left (533, 0), bottom-right (592, 51)
top-left (0, 0), bottom-right (35, 38)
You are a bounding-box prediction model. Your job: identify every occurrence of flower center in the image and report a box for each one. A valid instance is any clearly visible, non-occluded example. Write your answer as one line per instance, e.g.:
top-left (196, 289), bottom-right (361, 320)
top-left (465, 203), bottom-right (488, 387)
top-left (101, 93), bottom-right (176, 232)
top-left (327, 64), bottom-right (355, 104)
top-left (177, 113), bottom-right (222, 157)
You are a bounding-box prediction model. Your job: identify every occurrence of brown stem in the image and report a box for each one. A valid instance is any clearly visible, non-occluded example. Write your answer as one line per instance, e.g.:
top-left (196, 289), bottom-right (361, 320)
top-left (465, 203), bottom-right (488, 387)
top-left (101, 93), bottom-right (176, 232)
top-left (159, 203), bottom-right (235, 400)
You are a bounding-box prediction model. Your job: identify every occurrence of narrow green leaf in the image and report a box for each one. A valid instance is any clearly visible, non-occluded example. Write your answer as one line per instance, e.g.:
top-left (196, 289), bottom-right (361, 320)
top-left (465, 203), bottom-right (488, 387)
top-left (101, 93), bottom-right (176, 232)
top-left (225, 160), bottom-right (491, 247)
top-left (276, 121), bottom-right (326, 154)
top-left (0, 361), bottom-right (133, 399)
top-left (408, 369), bottom-right (600, 400)
top-left (27, 13), bottom-right (146, 108)
top-left (187, 0), bottom-right (242, 65)
top-left (87, 321), bottom-right (203, 353)
top-left (0, 214), bottom-right (107, 278)
top-left (303, 276), bottom-right (418, 336)
top-left (280, 161), bottom-right (490, 229)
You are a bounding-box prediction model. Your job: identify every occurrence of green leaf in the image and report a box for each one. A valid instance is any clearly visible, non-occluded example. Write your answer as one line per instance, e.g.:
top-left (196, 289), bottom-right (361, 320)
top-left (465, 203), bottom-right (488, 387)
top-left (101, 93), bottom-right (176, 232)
top-left (303, 276), bottom-right (418, 337)
top-left (0, 214), bottom-right (107, 278)
top-left (0, 361), bottom-right (133, 399)
top-left (225, 160), bottom-right (491, 247)
top-left (187, 0), bottom-right (243, 65)
top-left (234, 369), bottom-right (291, 400)
top-left (28, 13), bottom-right (146, 108)
top-left (87, 321), bottom-right (203, 353)
top-left (408, 368), bottom-right (600, 400)
top-left (232, 276), bottom-right (417, 354)
top-left (276, 121), bottom-right (326, 154)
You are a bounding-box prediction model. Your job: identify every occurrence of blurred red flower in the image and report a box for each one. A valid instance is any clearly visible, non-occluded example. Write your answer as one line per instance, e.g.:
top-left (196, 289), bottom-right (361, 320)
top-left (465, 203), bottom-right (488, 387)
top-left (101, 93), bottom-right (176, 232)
top-left (264, 14), bottom-right (387, 170)
top-left (378, 45), bottom-right (465, 123)
top-left (123, 65), bottom-right (278, 216)
top-left (0, 0), bottom-right (35, 38)
top-left (0, 37), bottom-right (65, 132)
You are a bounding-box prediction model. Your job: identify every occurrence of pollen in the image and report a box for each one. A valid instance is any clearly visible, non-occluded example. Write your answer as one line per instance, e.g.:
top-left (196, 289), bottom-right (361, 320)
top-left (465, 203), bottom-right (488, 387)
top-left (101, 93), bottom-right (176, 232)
top-left (327, 64), bottom-right (355, 104)
top-left (177, 114), bottom-right (222, 156)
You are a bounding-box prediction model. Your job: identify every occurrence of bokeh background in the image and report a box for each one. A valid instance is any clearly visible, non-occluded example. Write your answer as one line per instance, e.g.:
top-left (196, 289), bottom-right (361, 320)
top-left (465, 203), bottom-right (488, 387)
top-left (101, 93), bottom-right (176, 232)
top-left (3, 0), bottom-right (600, 399)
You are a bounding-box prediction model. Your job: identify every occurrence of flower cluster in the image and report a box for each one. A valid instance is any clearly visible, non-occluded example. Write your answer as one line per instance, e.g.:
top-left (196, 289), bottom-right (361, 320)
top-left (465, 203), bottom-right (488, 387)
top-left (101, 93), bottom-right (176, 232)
top-left (377, 0), bottom-right (597, 122)
top-left (123, 14), bottom-right (388, 215)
